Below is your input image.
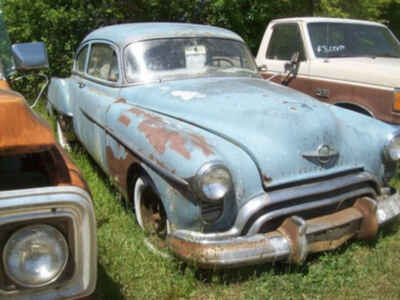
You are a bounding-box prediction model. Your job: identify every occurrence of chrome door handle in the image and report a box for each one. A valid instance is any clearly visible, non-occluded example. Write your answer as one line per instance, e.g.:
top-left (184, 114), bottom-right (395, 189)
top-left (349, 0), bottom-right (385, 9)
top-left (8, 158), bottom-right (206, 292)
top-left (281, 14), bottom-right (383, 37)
top-left (78, 82), bottom-right (85, 88)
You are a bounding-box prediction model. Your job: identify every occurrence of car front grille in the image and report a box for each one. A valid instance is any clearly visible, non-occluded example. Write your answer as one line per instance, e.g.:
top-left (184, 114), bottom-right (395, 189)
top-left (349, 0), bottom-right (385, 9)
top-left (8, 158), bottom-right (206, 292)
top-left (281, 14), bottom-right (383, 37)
top-left (243, 169), bottom-right (379, 235)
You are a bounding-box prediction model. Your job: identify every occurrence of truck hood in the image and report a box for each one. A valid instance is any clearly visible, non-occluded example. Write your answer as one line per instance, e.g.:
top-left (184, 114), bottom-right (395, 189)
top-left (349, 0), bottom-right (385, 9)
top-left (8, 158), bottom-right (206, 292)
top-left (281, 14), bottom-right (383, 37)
top-left (122, 77), bottom-right (369, 185)
top-left (311, 57), bottom-right (400, 88)
top-left (0, 87), bottom-right (55, 155)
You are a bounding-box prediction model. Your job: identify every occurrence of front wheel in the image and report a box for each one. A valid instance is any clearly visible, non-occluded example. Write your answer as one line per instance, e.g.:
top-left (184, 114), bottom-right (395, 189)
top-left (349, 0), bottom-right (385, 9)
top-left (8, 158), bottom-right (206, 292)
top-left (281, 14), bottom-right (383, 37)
top-left (133, 174), bottom-right (170, 257)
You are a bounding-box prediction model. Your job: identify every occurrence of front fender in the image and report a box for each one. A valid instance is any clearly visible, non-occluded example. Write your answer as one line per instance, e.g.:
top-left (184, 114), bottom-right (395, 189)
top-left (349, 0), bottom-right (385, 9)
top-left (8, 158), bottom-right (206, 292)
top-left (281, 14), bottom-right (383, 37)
top-left (329, 104), bottom-right (396, 182)
top-left (106, 102), bottom-right (263, 232)
top-left (47, 77), bottom-right (74, 116)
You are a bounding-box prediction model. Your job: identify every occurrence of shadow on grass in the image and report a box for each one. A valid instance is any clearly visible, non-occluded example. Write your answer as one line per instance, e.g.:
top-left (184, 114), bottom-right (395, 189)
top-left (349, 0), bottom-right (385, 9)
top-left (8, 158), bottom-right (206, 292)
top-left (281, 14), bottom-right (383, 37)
top-left (93, 264), bottom-right (126, 300)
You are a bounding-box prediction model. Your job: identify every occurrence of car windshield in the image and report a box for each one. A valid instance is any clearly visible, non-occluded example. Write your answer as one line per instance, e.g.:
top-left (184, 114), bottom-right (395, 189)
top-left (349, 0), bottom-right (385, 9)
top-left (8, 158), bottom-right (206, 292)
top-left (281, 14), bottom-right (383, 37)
top-left (124, 37), bottom-right (258, 83)
top-left (308, 22), bottom-right (400, 58)
top-left (0, 9), bottom-right (14, 78)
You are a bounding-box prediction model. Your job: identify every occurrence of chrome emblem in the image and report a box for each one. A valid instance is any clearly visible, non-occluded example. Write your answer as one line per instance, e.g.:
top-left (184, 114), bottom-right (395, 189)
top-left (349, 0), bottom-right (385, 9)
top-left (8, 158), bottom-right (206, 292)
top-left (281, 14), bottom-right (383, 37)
top-left (302, 144), bottom-right (339, 167)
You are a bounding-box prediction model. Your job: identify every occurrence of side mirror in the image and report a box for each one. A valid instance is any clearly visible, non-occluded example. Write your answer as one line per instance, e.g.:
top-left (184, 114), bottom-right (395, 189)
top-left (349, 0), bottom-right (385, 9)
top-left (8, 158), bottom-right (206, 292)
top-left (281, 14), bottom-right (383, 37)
top-left (257, 64), bottom-right (268, 72)
top-left (11, 42), bottom-right (49, 71)
top-left (284, 52), bottom-right (300, 73)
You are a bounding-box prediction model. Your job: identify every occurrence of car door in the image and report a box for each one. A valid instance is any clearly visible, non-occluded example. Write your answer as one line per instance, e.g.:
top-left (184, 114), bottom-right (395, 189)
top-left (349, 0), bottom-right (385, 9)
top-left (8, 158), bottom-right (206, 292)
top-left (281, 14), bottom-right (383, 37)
top-left (73, 42), bottom-right (121, 167)
top-left (259, 23), bottom-right (312, 95)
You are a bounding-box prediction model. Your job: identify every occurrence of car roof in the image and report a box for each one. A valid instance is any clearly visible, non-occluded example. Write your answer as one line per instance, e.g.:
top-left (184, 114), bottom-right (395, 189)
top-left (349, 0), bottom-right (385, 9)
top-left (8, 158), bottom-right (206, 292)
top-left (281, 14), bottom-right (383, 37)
top-left (83, 22), bottom-right (244, 47)
top-left (270, 17), bottom-right (386, 27)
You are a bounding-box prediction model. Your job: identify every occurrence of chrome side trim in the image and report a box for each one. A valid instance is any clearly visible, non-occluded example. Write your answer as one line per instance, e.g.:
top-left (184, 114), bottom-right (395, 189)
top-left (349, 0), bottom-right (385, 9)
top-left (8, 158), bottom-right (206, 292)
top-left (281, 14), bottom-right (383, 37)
top-left (0, 186), bottom-right (96, 300)
top-left (80, 107), bottom-right (188, 187)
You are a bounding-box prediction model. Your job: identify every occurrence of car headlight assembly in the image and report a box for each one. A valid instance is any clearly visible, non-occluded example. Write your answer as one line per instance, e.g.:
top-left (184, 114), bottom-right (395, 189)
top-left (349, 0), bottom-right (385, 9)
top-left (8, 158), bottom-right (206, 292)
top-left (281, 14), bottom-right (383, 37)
top-left (196, 162), bottom-right (233, 202)
top-left (384, 131), bottom-right (400, 162)
top-left (3, 224), bottom-right (69, 288)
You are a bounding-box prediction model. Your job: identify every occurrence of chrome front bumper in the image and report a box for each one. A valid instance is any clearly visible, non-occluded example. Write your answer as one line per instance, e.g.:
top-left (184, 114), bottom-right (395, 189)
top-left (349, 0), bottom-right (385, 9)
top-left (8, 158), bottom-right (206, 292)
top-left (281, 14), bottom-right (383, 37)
top-left (168, 192), bottom-right (400, 268)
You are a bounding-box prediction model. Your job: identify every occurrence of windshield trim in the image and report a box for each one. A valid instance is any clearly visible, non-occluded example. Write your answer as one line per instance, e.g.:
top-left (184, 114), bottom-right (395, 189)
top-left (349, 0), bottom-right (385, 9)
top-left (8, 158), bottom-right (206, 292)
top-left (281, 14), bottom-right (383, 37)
top-left (122, 37), bottom-right (258, 85)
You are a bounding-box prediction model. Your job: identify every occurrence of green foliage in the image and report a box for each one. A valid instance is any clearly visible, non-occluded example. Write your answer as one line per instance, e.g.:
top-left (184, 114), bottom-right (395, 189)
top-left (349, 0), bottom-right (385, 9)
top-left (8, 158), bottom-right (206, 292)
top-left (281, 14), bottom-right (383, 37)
top-left (2, 0), bottom-right (399, 85)
top-left (3, 0), bottom-right (123, 78)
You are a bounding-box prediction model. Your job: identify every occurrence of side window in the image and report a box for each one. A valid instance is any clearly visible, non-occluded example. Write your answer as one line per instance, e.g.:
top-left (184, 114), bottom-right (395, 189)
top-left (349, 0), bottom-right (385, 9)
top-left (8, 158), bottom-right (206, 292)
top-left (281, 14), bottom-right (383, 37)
top-left (87, 44), bottom-right (119, 82)
top-left (266, 23), bottom-right (305, 61)
top-left (75, 45), bottom-right (88, 73)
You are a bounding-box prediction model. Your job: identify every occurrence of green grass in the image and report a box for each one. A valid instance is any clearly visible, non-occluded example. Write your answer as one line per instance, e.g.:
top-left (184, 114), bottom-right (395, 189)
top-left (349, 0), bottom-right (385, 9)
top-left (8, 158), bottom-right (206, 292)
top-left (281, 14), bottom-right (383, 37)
top-left (34, 100), bottom-right (400, 300)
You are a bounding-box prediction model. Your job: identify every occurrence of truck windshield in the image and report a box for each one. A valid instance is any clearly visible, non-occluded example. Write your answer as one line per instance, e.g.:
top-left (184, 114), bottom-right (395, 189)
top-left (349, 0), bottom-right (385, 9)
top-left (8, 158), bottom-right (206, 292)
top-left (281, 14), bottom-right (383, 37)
top-left (308, 22), bottom-right (400, 58)
top-left (124, 37), bottom-right (258, 83)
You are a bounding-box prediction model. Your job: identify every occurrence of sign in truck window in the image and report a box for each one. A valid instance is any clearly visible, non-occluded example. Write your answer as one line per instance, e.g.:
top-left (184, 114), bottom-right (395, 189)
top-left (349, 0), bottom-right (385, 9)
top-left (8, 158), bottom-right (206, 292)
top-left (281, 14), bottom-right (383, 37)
top-left (308, 22), bottom-right (400, 58)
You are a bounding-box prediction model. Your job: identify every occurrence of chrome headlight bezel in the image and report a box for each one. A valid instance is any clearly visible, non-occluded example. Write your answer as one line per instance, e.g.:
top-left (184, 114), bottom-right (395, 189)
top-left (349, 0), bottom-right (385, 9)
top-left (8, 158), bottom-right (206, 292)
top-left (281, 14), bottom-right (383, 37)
top-left (383, 130), bottom-right (400, 163)
top-left (195, 162), bottom-right (233, 203)
top-left (3, 224), bottom-right (69, 288)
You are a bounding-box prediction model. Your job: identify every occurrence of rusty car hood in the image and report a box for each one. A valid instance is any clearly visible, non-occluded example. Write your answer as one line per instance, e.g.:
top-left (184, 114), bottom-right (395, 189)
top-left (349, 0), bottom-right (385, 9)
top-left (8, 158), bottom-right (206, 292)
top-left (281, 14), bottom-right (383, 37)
top-left (120, 77), bottom-right (387, 186)
top-left (0, 85), bottom-right (55, 155)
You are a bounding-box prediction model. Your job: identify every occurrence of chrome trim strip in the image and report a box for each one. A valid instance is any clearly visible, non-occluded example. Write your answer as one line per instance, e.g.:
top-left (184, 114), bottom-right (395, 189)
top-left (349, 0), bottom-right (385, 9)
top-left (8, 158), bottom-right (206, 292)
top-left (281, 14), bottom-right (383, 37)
top-left (267, 172), bottom-right (376, 204)
top-left (80, 107), bottom-right (189, 187)
top-left (0, 186), bottom-right (96, 300)
top-left (248, 186), bottom-right (375, 234)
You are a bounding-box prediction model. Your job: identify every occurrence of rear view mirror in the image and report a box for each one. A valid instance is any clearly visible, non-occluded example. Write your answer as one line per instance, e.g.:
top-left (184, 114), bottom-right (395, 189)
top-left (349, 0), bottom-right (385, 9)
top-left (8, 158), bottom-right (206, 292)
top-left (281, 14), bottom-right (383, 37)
top-left (257, 64), bottom-right (268, 72)
top-left (284, 52), bottom-right (300, 73)
top-left (11, 42), bottom-right (49, 71)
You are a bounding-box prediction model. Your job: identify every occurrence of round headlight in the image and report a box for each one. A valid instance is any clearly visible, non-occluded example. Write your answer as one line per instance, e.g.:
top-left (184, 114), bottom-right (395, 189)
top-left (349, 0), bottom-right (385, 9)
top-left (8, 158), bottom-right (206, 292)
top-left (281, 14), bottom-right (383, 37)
top-left (384, 131), bottom-right (400, 162)
top-left (196, 163), bottom-right (233, 202)
top-left (3, 224), bottom-right (69, 288)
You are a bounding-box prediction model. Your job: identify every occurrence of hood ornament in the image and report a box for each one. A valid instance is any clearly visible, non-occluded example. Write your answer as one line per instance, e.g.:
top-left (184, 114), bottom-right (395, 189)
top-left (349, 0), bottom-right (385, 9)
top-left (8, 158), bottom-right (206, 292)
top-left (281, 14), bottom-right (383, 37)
top-left (302, 144), bottom-right (339, 167)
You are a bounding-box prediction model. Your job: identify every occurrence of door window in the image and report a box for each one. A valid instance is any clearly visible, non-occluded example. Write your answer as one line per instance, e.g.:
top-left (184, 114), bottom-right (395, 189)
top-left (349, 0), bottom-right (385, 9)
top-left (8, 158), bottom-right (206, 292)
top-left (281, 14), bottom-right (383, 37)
top-left (75, 45), bottom-right (88, 73)
top-left (87, 44), bottom-right (120, 82)
top-left (266, 23), bottom-right (305, 61)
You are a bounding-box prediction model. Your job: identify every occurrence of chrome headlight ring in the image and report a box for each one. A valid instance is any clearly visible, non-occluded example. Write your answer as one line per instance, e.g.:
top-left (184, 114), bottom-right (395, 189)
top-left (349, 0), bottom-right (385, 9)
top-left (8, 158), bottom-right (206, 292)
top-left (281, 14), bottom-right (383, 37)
top-left (195, 162), bottom-right (233, 203)
top-left (384, 130), bottom-right (400, 163)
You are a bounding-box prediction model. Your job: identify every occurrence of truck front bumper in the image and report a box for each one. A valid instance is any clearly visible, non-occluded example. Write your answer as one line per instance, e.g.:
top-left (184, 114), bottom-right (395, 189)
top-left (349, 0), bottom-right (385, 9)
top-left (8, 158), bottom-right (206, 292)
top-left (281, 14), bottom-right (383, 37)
top-left (168, 192), bottom-right (400, 268)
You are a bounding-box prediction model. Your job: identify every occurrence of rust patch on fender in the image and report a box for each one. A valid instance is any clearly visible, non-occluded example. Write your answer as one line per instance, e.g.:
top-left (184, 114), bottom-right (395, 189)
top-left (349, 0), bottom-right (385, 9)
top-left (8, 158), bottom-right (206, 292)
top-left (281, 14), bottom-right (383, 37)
top-left (119, 114), bottom-right (131, 127)
top-left (106, 98), bottom-right (127, 113)
top-left (262, 174), bottom-right (272, 184)
top-left (188, 133), bottom-right (214, 157)
top-left (129, 107), bottom-right (214, 159)
top-left (156, 159), bottom-right (167, 169)
top-left (106, 145), bottom-right (139, 193)
top-left (115, 98), bottom-right (127, 104)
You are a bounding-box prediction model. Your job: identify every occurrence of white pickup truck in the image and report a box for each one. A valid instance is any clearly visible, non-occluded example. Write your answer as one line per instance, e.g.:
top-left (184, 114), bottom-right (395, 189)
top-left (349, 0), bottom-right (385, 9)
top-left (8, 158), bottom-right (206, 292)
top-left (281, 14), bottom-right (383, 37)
top-left (256, 17), bottom-right (400, 124)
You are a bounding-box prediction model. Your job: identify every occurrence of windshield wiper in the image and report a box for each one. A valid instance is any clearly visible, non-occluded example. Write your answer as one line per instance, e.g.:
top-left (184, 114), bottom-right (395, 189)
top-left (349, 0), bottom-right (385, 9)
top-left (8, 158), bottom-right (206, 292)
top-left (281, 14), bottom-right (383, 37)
top-left (219, 67), bottom-right (257, 74)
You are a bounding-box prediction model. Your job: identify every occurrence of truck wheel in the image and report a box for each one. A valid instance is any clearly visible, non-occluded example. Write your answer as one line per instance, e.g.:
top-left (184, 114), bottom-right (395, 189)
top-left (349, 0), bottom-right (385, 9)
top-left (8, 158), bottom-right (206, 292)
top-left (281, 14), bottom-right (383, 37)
top-left (133, 174), bottom-right (170, 257)
top-left (56, 118), bottom-right (71, 151)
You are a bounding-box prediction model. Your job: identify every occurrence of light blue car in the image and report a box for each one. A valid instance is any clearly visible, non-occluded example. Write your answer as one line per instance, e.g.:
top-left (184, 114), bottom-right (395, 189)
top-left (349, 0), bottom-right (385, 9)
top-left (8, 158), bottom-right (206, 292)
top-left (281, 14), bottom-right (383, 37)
top-left (48, 22), bottom-right (400, 268)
